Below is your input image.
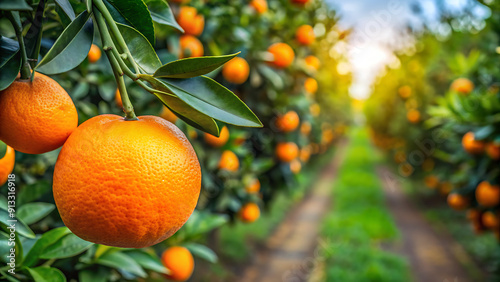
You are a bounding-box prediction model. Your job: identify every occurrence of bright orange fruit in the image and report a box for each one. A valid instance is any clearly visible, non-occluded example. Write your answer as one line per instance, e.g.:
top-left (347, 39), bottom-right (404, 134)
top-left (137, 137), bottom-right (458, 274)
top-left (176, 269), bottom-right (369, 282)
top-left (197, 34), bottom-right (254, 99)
top-left (304, 77), bottom-right (318, 94)
top-left (160, 106), bottom-right (179, 124)
top-left (450, 78), bottom-right (474, 95)
top-left (398, 86), bottom-right (412, 99)
top-left (177, 6), bottom-right (204, 36)
top-left (296, 25), bottom-right (315, 45)
top-left (462, 132), bottom-right (485, 155)
top-left (276, 142), bottom-right (299, 163)
top-left (447, 193), bottom-right (468, 211)
top-left (304, 55), bottom-right (320, 71)
top-left (486, 142), bottom-right (500, 160)
top-left (161, 246), bottom-right (194, 281)
top-left (250, 0), bottom-right (267, 14)
top-left (222, 57), bottom-right (250, 84)
top-left (239, 203), bottom-right (260, 223)
top-left (179, 35), bottom-right (204, 58)
top-left (245, 179), bottom-right (261, 194)
top-left (406, 109), bottom-right (420, 124)
top-left (0, 144), bottom-right (15, 186)
top-left (218, 150), bottom-right (239, 172)
top-left (88, 44), bottom-right (101, 63)
top-left (476, 181), bottom-right (500, 207)
top-left (275, 111), bottom-right (300, 133)
top-left (205, 126), bottom-right (229, 147)
top-left (268, 43), bottom-right (295, 68)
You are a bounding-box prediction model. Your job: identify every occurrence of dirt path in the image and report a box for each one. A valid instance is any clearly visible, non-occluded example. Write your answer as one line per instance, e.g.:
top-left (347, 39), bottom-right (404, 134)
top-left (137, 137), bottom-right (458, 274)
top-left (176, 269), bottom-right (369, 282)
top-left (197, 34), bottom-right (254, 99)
top-left (377, 166), bottom-right (477, 282)
top-left (239, 141), bottom-right (347, 282)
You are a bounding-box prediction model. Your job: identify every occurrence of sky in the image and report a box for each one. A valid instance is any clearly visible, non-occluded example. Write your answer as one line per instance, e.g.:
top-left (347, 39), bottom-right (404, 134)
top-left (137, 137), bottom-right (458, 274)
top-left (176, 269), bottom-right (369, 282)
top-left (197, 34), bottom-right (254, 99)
top-left (324, 0), bottom-right (486, 99)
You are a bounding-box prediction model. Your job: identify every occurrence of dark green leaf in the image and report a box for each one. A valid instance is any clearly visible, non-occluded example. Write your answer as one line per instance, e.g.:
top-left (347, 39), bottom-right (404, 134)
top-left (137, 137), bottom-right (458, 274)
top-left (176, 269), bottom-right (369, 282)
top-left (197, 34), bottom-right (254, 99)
top-left (126, 250), bottom-right (169, 274)
top-left (54, 0), bottom-right (75, 20)
top-left (24, 227), bottom-right (72, 267)
top-left (144, 0), bottom-right (183, 32)
top-left (474, 125), bottom-right (495, 140)
top-left (0, 141), bottom-right (6, 159)
top-left (117, 23), bottom-right (161, 74)
top-left (18, 180), bottom-right (51, 206)
top-left (79, 266), bottom-right (111, 282)
top-left (154, 53), bottom-right (239, 79)
top-left (25, 0), bottom-right (45, 64)
top-left (160, 76), bottom-right (262, 127)
top-left (0, 0), bottom-right (32, 11)
top-left (0, 36), bottom-right (19, 68)
top-left (0, 51), bottom-right (21, 91)
top-left (0, 209), bottom-right (35, 239)
top-left (17, 203), bottom-right (55, 225)
top-left (96, 252), bottom-right (147, 278)
top-left (103, 0), bottom-right (155, 45)
top-left (27, 267), bottom-right (66, 282)
top-left (184, 243), bottom-right (218, 263)
top-left (35, 11), bottom-right (93, 75)
top-left (40, 233), bottom-right (93, 259)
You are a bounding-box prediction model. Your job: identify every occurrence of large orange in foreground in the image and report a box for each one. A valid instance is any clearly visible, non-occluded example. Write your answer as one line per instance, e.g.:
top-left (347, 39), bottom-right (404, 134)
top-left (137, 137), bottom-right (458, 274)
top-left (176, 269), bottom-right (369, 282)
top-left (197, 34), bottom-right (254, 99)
top-left (53, 115), bottom-right (201, 248)
top-left (0, 72), bottom-right (78, 154)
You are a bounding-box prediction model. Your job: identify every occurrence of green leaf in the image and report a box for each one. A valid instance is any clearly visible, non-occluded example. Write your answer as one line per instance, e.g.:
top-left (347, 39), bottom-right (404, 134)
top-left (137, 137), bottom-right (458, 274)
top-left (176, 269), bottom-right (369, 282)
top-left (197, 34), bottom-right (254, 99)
top-left (96, 251), bottom-right (147, 278)
top-left (0, 141), bottom-right (6, 159)
top-left (159, 76), bottom-right (262, 127)
top-left (25, 0), bottom-right (45, 64)
top-left (0, 209), bottom-right (35, 239)
top-left (54, 0), bottom-right (75, 20)
top-left (173, 210), bottom-right (227, 241)
top-left (79, 266), bottom-right (111, 282)
top-left (17, 203), bottom-right (55, 225)
top-left (18, 180), bottom-right (52, 206)
top-left (27, 267), bottom-right (66, 282)
top-left (154, 53), bottom-right (240, 79)
top-left (0, 51), bottom-right (21, 91)
top-left (24, 227), bottom-right (71, 267)
top-left (184, 242), bottom-right (218, 263)
top-left (126, 250), bottom-right (169, 274)
top-left (0, 0), bottom-right (32, 11)
top-left (35, 11), bottom-right (93, 75)
top-left (144, 0), bottom-right (183, 32)
top-left (116, 23), bottom-right (161, 74)
top-left (103, 0), bottom-right (155, 45)
top-left (0, 36), bottom-right (19, 68)
top-left (39, 233), bottom-right (93, 259)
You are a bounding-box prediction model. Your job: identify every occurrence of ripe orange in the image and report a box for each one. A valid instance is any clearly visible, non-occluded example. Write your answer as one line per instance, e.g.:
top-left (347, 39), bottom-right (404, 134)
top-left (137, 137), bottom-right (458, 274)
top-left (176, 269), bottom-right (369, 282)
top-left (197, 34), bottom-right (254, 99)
top-left (310, 103), bottom-right (320, 117)
top-left (218, 150), bottom-right (239, 172)
top-left (447, 193), bottom-right (468, 211)
top-left (450, 78), bottom-right (474, 95)
top-left (462, 132), bottom-right (485, 155)
top-left (222, 57), bottom-right (250, 84)
top-left (406, 109), bottom-right (420, 124)
top-left (304, 77), bottom-right (318, 94)
top-left (245, 179), bottom-right (260, 194)
top-left (295, 25), bottom-right (315, 45)
top-left (304, 55), bottom-right (320, 71)
top-left (239, 203), bottom-right (260, 223)
top-left (0, 72), bottom-right (78, 154)
top-left (205, 126), bottom-right (229, 147)
top-left (398, 86), bottom-right (412, 99)
top-left (299, 146), bottom-right (311, 163)
top-left (276, 142), bottom-right (299, 163)
top-left (486, 142), bottom-right (500, 160)
top-left (53, 115), bottom-right (201, 248)
top-left (177, 7), bottom-right (204, 36)
top-left (290, 159), bottom-right (302, 174)
top-left (161, 246), bottom-right (194, 281)
top-left (160, 106), bottom-right (179, 124)
top-left (115, 89), bottom-right (122, 108)
top-left (424, 175), bottom-right (439, 189)
top-left (300, 122), bottom-right (312, 136)
top-left (268, 43), bottom-right (295, 68)
top-left (476, 181), bottom-right (500, 207)
top-left (179, 35), bottom-right (204, 58)
top-left (0, 144), bottom-right (15, 186)
top-left (88, 44), bottom-right (101, 63)
top-left (250, 0), bottom-right (267, 14)
top-left (275, 111), bottom-right (300, 133)
top-left (482, 211), bottom-right (499, 229)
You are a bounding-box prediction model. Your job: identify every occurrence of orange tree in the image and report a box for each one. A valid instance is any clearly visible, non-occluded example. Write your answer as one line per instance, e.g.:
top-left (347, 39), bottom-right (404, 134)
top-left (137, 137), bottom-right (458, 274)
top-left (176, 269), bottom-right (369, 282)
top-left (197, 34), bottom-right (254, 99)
top-left (0, 0), bottom-right (350, 280)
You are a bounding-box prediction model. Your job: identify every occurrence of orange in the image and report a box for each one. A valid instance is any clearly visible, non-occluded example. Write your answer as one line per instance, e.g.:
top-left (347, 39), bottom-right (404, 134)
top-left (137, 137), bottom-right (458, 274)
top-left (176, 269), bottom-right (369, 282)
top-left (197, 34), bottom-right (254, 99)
top-left (53, 115), bottom-right (201, 248)
top-left (462, 132), bottom-right (485, 155)
top-left (222, 57), bottom-right (250, 84)
top-left (268, 43), bottom-right (295, 68)
top-left (447, 193), bottom-right (468, 211)
top-left (239, 203), bottom-right (260, 223)
top-left (406, 109), bottom-right (420, 123)
top-left (476, 181), bottom-right (500, 207)
top-left (439, 181), bottom-right (453, 195)
top-left (482, 211), bottom-right (499, 229)
top-left (204, 126), bottom-right (229, 147)
top-left (161, 246), bottom-right (194, 281)
top-left (0, 72), bottom-right (78, 154)
top-left (290, 159), bottom-right (301, 174)
top-left (299, 146), bottom-right (311, 163)
top-left (450, 78), bottom-right (474, 95)
top-left (424, 175), bottom-right (439, 189)
top-left (179, 35), bottom-right (204, 58)
top-left (304, 77), bottom-right (318, 94)
top-left (276, 142), bottom-right (299, 163)
top-left (88, 44), bottom-right (101, 63)
top-left (398, 86), bottom-right (412, 99)
top-left (300, 121), bottom-right (312, 136)
top-left (245, 179), bottom-right (260, 194)
top-left (177, 7), bottom-right (204, 36)
top-left (295, 25), bottom-right (315, 45)
top-left (250, 0), bottom-right (267, 14)
top-left (304, 55), bottom-right (320, 71)
top-left (275, 111), bottom-right (300, 133)
top-left (218, 150), bottom-right (239, 172)
top-left (486, 142), bottom-right (500, 160)
top-left (310, 103), bottom-right (320, 117)
top-left (0, 144), bottom-right (15, 186)
top-left (160, 106), bottom-right (179, 124)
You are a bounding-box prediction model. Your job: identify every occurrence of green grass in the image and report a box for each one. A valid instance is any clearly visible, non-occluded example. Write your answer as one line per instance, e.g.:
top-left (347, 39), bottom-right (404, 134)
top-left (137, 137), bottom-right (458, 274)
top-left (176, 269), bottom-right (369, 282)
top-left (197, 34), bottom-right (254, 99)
top-left (319, 128), bottom-right (410, 282)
